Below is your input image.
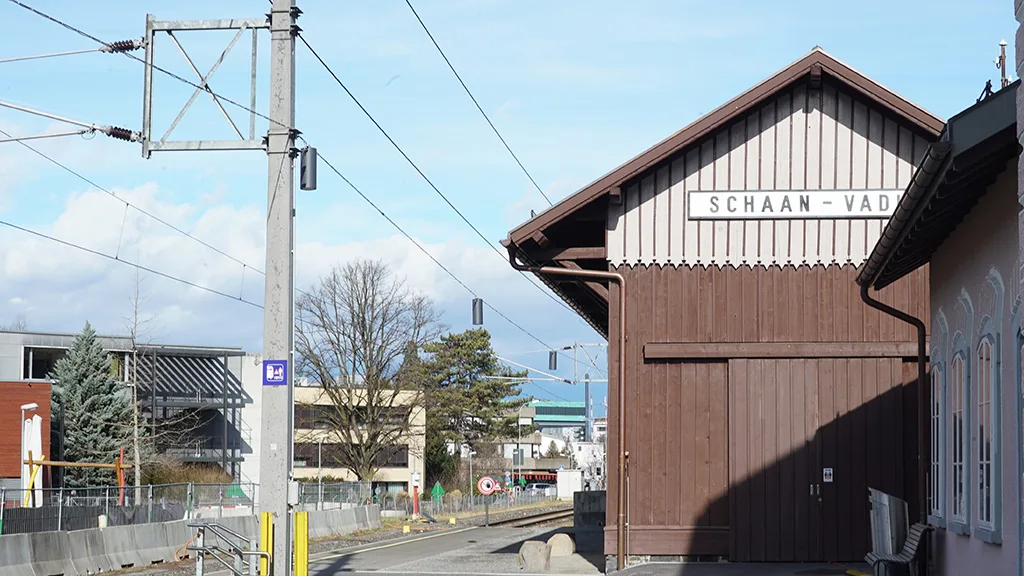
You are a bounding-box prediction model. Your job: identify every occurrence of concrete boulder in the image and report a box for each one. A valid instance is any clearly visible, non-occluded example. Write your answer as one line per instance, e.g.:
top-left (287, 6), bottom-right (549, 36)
top-left (517, 540), bottom-right (551, 572)
top-left (546, 533), bottom-right (575, 557)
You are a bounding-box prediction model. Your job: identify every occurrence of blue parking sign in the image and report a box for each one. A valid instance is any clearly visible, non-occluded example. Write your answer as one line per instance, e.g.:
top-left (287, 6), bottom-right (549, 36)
top-left (262, 360), bottom-right (288, 386)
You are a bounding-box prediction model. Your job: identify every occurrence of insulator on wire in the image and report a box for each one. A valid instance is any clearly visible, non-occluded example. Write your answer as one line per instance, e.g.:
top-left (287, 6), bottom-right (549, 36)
top-left (106, 126), bottom-right (137, 142)
top-left (101, 39), bottom-right (142, 54)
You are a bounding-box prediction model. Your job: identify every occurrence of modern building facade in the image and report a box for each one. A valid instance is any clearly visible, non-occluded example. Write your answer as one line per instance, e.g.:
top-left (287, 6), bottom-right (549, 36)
top-left (505, 48), bottom-right (943, 563)
top-left (291, 384), bottom-right (425, 496)
top-left (0, 329), bottom-right (256, 483)
top-left (529, 400), bottom-right (586, 438)
top-left (858, 79), bottom-right (1021, 576)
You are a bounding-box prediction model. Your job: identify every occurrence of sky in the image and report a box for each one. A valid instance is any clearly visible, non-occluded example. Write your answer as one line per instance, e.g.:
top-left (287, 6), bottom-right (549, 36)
top-left (0, 0), bottom-right (1017, 414)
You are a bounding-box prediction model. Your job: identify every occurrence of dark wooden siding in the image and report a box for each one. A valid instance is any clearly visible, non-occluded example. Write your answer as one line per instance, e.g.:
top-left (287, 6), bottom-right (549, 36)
top-left (604, 263), bottom-right (927, 559)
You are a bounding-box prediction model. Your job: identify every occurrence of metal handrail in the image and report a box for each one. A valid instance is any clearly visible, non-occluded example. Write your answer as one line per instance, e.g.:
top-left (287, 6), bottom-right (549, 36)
top-left (187, 522), bottom-right (270, 576)
top-left (188, 520), bottom-right (248, 547)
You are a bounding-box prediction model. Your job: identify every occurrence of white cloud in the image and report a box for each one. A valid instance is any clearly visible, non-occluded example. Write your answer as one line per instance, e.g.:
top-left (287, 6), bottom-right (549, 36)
top-left (0, 182), bottom-right (602, 365)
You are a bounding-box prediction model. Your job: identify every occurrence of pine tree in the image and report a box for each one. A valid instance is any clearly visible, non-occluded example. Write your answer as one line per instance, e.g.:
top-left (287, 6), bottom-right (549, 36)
top-left (50, 323), bottom-right (134, 487)
top-left (422, 328), bottom-right (531, 450)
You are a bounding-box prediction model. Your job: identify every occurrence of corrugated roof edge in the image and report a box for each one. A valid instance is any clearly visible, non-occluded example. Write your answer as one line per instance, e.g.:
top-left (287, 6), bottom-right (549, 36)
top-left (857, 79), bottom-right (1021, 290)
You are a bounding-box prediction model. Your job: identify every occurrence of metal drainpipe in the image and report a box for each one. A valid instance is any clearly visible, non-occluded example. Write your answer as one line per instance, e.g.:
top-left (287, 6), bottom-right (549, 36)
top-left (859, 282), bottom-right (928, 523)
top-left (507, 245), bottom-right (629, 571)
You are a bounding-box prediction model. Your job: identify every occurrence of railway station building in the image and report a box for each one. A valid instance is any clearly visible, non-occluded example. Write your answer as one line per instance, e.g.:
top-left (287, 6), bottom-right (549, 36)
top-left (504, 48), bottom-right (944, 563)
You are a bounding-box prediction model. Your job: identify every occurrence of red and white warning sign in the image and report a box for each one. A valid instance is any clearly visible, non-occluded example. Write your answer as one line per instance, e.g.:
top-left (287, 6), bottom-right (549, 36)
top-left (477, 475), bottom-right (497, 496)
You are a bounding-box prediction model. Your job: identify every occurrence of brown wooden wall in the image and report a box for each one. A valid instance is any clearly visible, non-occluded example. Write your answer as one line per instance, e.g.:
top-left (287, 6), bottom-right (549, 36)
top-left (604, 263), bottom-right (927, 560)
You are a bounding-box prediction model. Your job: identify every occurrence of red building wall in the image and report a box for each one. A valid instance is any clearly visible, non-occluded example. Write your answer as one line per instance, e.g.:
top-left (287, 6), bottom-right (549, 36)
top-left (0, 381), bottom-right (51, 480)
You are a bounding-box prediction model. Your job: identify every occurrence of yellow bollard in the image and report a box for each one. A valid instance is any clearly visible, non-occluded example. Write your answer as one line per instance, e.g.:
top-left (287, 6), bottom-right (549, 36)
top-left (294, 511), bottom-right (309, 576)
top-left (449, 517), bottom-right (456, 525)
top-left (260, 512), bottom-right (273, 575)
top-left (403, 525), bottom-right (410, 534)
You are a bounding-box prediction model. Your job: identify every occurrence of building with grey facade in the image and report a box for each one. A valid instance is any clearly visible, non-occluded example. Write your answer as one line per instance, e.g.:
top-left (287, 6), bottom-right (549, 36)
top-left (0, 328), bottom-right (258, 485)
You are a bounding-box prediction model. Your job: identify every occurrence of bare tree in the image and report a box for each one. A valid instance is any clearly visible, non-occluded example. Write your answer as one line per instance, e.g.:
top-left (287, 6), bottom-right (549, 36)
top-left (295, 259), bottom-right (445, 481)
top-left (0, 313), bottom-right (27, 331)
top-left (121, 270), bottom-right (201, 487)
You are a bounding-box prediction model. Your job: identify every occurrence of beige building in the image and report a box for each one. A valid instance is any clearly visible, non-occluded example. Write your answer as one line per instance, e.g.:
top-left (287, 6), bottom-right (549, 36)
top-left (291, 385), bottom-right (425, 495)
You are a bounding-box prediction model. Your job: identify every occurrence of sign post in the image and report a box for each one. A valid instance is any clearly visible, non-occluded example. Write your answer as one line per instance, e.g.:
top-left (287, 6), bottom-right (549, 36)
top-left (411, 472), bottom-right (421, 519)
top-left (477, 476), bottom-right (496, 526)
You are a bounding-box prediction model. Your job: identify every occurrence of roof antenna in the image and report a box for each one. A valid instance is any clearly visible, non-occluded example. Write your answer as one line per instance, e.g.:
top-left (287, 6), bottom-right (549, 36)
top-left (996, 40), bottom-right (1011, 89)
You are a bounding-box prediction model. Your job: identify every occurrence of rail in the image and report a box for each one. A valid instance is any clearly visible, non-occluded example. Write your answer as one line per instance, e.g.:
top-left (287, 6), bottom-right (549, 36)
top-left (490, 508), bottom-right (574, 528)
top-left (187, 521), bottom-right (270, 576)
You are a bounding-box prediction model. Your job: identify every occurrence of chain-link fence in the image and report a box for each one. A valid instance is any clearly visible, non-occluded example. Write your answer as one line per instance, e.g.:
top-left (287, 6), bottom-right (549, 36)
top-left (0, 480), bottom-right (556, 535)
top-left (0, 482), bottom-right (256, 536)
top-left (375, 490), bottom-right (558, 516)
top-left (297, 481), bottom-right (372, 508)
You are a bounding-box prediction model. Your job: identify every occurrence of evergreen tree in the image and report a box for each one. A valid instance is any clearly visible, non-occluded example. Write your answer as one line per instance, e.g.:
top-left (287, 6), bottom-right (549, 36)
top-left (422, 328), bottom-right (531, 450)
top-left (50, 323), bottom-right (134, 487)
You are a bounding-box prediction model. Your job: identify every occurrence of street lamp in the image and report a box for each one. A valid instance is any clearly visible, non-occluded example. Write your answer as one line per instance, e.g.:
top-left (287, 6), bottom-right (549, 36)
top-left (584, 373), bottom-right (591, 443)
top-left (468, 449), bottom-right (477, 506)
top-left (20, 403), bottom-right (38, 495)
top-left (317, 437), bottom-right (325, 510)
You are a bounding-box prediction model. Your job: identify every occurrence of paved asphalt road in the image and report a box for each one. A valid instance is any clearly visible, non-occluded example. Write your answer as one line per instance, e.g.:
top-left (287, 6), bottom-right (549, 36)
top-left (303, 525), bottom-right (602, 576)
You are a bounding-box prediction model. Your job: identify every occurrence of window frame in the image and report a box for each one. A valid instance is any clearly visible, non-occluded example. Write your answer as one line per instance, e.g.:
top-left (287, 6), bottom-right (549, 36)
top-left (974, 326), bottom-right (1001, 543)
top-left (929, 356), bottom-right (946, 526)
top-left (928, 310), bottom-right (949, 527)
top-left (974, 267), bottom-right (1005, 544)
top-left (949, 339), bottom-right (971, 535)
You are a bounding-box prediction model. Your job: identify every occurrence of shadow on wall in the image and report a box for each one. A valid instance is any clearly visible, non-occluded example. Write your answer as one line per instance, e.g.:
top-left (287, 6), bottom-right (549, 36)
top-left (606, 357), bottom-right (922, 564)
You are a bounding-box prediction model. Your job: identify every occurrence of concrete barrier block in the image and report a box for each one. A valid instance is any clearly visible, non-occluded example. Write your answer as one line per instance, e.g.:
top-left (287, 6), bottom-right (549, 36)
top-left (517, 540), bottom-right (551, 572)
top-left (338, 508), bottom-right (357, 530)
top-left (367, 505), bottom-right (381, 528)
top-left (354, 506), bottom-right (369, 529)
top-left (66, 527), bottom-right (112, 575)
top-left (0, 533), bottom-right (34, 576)
top-left (134, 522), bottom-right (182, 565)
top-left (29, 530), bottom-right (74, 576)
top-left (100, 524), bottom-right (144, 569)
top-left (546, 533), bottom-right (575, 557)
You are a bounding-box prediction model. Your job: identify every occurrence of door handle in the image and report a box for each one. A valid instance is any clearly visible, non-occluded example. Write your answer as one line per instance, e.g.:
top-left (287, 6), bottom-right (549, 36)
top-left (816, 484), bottom-right (820, 495)
top-left (810, 483), bottom-right (814, 496)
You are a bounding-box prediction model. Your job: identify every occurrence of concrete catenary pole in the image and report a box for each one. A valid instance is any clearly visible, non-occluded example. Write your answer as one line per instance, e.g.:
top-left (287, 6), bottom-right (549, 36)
top-left (260, 0), bottom-right (298, 573)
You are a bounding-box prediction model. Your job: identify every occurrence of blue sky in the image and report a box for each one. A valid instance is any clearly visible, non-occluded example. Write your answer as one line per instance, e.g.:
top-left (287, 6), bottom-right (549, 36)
top-left (0, 0), bottom-right (1017, 413)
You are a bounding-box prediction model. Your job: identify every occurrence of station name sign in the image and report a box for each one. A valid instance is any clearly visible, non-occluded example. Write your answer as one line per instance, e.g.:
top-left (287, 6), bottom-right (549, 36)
top-left (687, 190), bottom-right (904, 220)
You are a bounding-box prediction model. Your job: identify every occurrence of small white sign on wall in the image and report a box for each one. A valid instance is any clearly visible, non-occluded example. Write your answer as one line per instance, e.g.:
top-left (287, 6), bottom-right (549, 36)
top-left (823, 468), bottom-right (834, 483)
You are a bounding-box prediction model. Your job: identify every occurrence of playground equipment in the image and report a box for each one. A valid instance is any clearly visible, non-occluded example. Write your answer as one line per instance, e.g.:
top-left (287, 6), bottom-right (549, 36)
top-left (22, 447), bottom-right (133, 507)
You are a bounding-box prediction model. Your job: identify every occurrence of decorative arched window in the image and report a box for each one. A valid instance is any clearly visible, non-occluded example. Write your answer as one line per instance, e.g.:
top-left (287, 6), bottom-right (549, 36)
top-left (976, 335), bottom-right (997, 536)
top-left (949, 349), bottom-right (969, 532)
top-left (975, 268), bottom-right (1004, 544)
top-left (929, 363), bottom-right (945, 520)
top-left (928, 310), bottom-right (948, 526)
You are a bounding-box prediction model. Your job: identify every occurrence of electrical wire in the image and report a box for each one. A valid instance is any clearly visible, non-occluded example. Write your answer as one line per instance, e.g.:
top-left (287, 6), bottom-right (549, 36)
top-left (402, 0), bottom-right (553, 206)
top-left (4, 0), bottom-right (291, 136)
top-left (0, 219), bottom-right (262, 309)
top-left (6, 0), bottom-right (589, 375)
top-left (0, 46), bottom-right (102, 64)
top-left (297, 35), bottom-right (583, 321)
top-left (317, 153), bottom-right (573, 401)
top-left (0, 126), bottom-right (266, 275)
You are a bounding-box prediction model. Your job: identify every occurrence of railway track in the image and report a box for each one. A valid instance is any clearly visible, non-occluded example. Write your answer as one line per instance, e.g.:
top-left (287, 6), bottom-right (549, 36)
top-left (490, 508), bottom-right (574, 528)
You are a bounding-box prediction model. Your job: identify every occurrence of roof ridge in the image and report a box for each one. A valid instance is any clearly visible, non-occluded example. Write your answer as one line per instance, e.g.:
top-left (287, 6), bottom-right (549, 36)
top-left (508, 48), bottom-right (945, 247)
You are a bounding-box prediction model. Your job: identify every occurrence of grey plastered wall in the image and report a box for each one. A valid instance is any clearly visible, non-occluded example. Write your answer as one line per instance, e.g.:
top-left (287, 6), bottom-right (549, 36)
top-left (929, 160), bottom-right (1020, 575)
